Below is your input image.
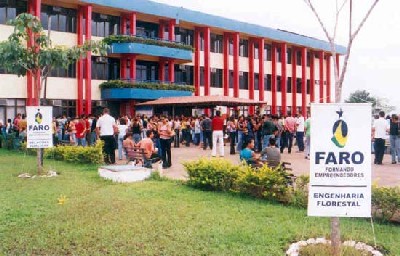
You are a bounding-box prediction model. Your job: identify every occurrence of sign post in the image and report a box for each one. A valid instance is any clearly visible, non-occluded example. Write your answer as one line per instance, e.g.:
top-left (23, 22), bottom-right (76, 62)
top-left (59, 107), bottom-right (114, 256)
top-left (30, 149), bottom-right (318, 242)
top-left (308, 103), bottom-right (371, 253)
top-left (27, 106), bottom-right (53, 174)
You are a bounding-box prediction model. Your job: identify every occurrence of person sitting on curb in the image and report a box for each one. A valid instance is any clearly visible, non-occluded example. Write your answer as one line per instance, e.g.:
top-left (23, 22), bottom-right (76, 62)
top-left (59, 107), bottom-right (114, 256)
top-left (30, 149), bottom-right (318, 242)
top-left (260, 137), bottom-right (281, 167)
top-left (136, 130), bottom-right (159, 168)
top-left (240, 139), bottom-right (261, 167)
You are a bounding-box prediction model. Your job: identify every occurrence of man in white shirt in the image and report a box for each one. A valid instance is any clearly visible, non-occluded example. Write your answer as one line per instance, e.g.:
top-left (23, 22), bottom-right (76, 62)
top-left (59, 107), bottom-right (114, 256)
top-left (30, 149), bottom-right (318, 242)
top-left (295, 112), bottom-right (305, 152)
top-left (372, 111), bottom-right (389, 165)
top-left (96, 108), bottom-right (116, 164)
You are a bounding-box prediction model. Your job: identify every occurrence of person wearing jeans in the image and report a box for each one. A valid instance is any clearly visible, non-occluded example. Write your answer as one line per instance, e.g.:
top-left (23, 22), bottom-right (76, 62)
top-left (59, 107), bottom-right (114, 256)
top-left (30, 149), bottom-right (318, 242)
top-left (117, 118), bottom-right (128, 160)
top-left (389, 114), bottom-right (400, 164)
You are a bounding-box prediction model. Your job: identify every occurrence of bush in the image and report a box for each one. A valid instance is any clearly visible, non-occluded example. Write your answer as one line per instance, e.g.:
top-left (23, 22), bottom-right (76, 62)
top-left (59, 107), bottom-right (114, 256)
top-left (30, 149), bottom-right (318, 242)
top-left (184, 158), bottom-right (239, 192)
top-left (103, 35), bottom-right (194, 51)
top-left (99, 80), bottom-right (194, 92)
top-left (184, 158), bottom-right (294, 203)
top-left (234, 164), bottom-right (291, 202)
top-left (44, 141), bottom-right (104, 164)
top-left (288, 175), bottom-right (309, 208)
top-left (372, 185), bottom-right (400, 222)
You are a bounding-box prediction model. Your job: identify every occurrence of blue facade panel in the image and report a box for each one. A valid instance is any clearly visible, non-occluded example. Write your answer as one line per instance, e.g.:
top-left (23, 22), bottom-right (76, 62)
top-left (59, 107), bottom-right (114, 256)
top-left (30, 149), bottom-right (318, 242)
top-left (82, 0), bottom-right (346, 54)
top-left (110, 43), bottom-right (193, 61)
top-left (102, 88), bottom-right (193, 100)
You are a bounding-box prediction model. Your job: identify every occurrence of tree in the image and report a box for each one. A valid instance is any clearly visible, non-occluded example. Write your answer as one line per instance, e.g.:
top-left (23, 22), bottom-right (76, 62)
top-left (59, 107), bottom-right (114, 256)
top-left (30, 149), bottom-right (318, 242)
top-left (304, 0), bottom-right (380, 102)
top-left (303, 1), bottom-right (381, 255)
top-left (0, 13), bottom-right (107, 174)
top-left (345, 89), bottom-right (376, 107)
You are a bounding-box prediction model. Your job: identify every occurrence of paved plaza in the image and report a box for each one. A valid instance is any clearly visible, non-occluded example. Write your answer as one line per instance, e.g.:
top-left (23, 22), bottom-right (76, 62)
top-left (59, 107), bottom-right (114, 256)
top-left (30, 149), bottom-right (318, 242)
top-left (118, 145), bottom-right (399, 187)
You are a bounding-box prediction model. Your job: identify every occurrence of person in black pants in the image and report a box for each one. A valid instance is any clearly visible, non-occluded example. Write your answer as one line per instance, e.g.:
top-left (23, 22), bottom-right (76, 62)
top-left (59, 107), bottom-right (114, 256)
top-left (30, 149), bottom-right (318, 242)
top-left (372, 111), bottom-right (389, 165)
top-left (96, 108), bottom-right (116, 164)
top-left (101, 135), bottom-right (116, 164)
top-left (201, 115), bottom-right (212, 150)
top-left (158, 117), bottom-right (172, 168)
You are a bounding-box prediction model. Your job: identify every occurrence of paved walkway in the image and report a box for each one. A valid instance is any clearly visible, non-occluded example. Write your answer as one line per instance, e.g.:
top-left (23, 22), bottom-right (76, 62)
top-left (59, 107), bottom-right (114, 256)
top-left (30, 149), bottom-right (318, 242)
top-left (117, 145), bottom-right (400, 187)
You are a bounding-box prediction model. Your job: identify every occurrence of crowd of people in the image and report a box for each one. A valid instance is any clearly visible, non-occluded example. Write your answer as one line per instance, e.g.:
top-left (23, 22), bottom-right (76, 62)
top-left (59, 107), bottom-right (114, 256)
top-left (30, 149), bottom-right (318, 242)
top-left (3, 108), bottom-right (400, 167)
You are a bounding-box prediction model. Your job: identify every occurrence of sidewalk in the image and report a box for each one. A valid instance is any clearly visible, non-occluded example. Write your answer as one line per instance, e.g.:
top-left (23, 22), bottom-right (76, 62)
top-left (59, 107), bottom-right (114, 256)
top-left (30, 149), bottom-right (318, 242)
top-left (117, 145), bottom-right (400, 187)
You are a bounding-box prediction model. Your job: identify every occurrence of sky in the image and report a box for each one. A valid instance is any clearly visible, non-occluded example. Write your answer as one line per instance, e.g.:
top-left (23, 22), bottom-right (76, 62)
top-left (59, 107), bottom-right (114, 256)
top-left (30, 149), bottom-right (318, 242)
top-left (151, 0), bottom-right (400, 110)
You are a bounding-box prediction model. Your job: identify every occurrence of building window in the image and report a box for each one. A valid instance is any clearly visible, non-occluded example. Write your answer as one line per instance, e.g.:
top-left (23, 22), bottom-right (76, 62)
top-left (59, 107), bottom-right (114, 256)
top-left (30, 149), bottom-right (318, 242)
top-left (61, 100), bottom-right (76, 118)
top-left (0, 0), bottom-right (27, 25)
top-left (211, 68), bottom-right (223, 88)
top-left (200, 67), bottom-right (204, 86)
top-left (50, 63), bottom-right (76, 78)
top-left (264, 44), bottom-right (272, 61)
top-left (254, 42), bottom-right (259, 59)
top-left (277, 47), bottom-right (282, 63)
top-left (307, 52), bottom-right (311, 67)
top-left (254, 73), bottom-right (259, 90)
top-left (229, 38), bottom-right (233, 55)
top-left (239, 72), bottom-right (248, 89)
top-left (174, 64), bottom-right (193, 85)
top-left (40, 5), bottom-right (77, 33)
top-left (175, 27), bottom-right (193, 46)
top-left (296, 51), bottom-right (302, 66)
top-left (287, 48), bottom-right (292, 64)
top-left (210, 33), bottom-right (223, 53)
top-left (91, 57), bottom-right (120, 80)
top-left (229, 70), bottom-right (233, 88)
top-left (287, 77), bottom-right (292, 93)
top-left (264, 74), bottom-right (271, 91)
top-left (296, 78), bottom-right (302, 93)
top-left (91, 13), bottom-right (120, 37)
top-left (277, 76), bottom-right (281, 92)
top-left (0, 98), bottom-right (26, 126)
top-left (136, 21), bottom-right (158, 38)
top-left (239, 39), bottom-right (248, 57)
top-left (136, 60), bottom-right (157, 81)
top-left (307, 79), bottom-right (311, 94)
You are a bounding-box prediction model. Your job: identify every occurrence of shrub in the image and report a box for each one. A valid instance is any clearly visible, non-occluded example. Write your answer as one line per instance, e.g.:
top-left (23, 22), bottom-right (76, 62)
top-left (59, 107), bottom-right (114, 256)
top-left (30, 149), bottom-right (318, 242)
top-left (103, 35), bottom-right (194, 51)
top-left (372, 185), bottom-right (400, 222)
top-left (99, 80), bottom-right (195, 92)
top-left (184, 158), bottom-right (294, 203)
top-left (44, 141), bottom-right (104, 164)
top-left (234, 164), bottom-right (292, 202)
top-left (184, 158), bottom-right (239, 192)
top-left (288, 175), bottom-right (309, 208)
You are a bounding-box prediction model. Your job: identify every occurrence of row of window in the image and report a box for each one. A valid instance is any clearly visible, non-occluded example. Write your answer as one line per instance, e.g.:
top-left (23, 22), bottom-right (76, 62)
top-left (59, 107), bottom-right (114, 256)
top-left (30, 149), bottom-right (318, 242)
top-left (1, 1), bottom-right (329, 62)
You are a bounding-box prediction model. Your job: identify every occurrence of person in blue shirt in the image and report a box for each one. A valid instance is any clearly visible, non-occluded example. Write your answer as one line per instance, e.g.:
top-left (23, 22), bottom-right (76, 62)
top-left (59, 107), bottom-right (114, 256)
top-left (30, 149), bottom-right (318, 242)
top-left (240, 139), bottom-right (260, 166)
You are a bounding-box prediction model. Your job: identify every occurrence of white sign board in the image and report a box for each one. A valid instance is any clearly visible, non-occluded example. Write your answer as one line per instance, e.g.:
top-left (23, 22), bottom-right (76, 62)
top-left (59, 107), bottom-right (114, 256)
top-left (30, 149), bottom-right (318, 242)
top-left (27, 106), bottom-right (53, 148)
top-left (308, 103), bottom-right (371, 217)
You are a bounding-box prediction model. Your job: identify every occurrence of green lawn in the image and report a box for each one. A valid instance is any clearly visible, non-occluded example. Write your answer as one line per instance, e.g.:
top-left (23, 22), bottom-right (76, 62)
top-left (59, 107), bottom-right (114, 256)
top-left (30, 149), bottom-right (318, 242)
top-left (0, 149), bottom-right (398, 255)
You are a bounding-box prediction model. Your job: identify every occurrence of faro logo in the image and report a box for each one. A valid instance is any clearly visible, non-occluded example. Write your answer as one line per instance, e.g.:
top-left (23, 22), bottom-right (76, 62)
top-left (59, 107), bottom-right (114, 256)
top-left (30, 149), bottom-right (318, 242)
top-left (331, 108), bottom-right (348, 148)
top-left (35, 109), bottom-right (43, 124)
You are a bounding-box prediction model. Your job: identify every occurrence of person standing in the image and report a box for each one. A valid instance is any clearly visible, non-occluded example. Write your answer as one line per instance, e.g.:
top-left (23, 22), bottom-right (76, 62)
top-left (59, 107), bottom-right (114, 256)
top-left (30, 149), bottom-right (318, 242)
top-left (201, 114), bottom-right (212, 150)
top-left (75, 115), bottom-right (87, 146)
top-left (227, 116), bottom-right (237, 154)
top-left (372, 111), bottom-right (389, 165)
top-left (284, 113), bottom-right (296, 154)
top-left (295, 112), bottom-right (305, 152)
top-left (389, 114), bottom-right (400, 164)
top-left (261, 114), bottom-right (276, 149)
top-left (117, 117), bottom-right (129, 160)
top-left (158, 116), bottom-right (172, 169)
top-left (304, 113), bottom-right (311, 159)
top-left (96, 108), bottom-right (117, 164)
top-left (211, 110), bottom-right (224, 157)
